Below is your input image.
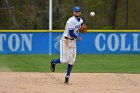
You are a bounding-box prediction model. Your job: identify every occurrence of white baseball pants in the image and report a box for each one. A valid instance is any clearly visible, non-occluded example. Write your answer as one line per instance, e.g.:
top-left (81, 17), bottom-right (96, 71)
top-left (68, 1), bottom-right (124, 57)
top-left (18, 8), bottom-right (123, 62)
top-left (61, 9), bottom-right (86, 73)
top-left (60, 37), bottom-right (76, 65)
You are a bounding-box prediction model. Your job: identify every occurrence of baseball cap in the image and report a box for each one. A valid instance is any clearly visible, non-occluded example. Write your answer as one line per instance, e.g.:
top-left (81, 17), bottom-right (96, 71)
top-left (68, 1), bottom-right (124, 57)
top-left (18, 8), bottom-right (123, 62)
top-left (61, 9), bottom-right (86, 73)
top-left (72, 6), bottom-right (81, 12)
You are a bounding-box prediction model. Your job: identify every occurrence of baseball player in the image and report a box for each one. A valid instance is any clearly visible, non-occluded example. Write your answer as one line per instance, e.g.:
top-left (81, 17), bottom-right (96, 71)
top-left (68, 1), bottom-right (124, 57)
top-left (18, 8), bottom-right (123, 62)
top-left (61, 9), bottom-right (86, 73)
top-left (50, 6), bottom-right (85, 84)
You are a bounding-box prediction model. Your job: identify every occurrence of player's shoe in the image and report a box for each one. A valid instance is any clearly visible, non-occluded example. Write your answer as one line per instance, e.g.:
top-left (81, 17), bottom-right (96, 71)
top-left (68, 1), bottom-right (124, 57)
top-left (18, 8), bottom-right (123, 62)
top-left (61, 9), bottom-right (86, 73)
top-left (50, 59), bottom-right (55, 72)
top-left (64, 76), bottom-right (69, 84)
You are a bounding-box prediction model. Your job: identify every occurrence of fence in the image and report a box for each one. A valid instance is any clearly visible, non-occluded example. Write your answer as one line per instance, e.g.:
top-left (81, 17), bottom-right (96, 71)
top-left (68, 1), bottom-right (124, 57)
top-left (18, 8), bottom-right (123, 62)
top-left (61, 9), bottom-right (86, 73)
top-left (0, 30), bottom-right (140, 54)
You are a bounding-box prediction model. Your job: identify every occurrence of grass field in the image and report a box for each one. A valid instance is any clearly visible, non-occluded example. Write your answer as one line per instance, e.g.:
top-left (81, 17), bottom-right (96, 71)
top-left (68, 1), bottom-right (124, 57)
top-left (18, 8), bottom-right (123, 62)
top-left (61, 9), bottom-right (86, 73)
top-left (0, 54), bottom-right (140, 73)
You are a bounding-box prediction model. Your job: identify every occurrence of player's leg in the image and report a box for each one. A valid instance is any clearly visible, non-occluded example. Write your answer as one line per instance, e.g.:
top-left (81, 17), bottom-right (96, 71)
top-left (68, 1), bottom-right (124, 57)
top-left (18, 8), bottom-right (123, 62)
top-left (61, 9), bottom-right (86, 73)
top-left (50, 38), bottom-right (69, 72)
top-left (64, 40), bottom-right (76, 84)
top-left (50, 58), bottom-right (60, 72)
top-left (64, 64), bottom-right (73, 84)
top-left (60, 39), bottom-right (69, 63)
top-left (50, 38), bottom-right (62, 72)
top-left (51, 58), bottom-right (61, 64)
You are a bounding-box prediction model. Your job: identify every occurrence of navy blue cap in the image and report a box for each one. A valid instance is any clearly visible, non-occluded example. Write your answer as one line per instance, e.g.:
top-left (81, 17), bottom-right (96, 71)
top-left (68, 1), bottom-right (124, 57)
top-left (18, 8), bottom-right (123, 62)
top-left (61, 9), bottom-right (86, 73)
top-left (72, 6), bottom-right (81, 12)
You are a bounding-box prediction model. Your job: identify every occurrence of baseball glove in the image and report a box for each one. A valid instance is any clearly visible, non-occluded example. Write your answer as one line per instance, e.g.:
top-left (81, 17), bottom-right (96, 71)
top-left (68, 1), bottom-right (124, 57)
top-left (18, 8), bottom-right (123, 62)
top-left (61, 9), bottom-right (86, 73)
top-left (79, 23), bottom-right (87, 34)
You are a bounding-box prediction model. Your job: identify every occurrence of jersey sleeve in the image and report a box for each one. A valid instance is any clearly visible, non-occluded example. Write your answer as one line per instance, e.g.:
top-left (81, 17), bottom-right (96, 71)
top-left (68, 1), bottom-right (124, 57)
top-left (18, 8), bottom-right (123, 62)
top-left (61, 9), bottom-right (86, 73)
top-left (69, 30), bottom-right (78, 38)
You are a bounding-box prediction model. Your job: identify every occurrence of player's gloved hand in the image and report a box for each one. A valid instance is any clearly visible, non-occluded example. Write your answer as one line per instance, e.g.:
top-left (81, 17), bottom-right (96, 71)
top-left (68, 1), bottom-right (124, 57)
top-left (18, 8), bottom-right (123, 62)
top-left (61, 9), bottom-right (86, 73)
top-left (79, 23), bottom-right (87, 34)
top-left (77, 36), bottom-right (82, 41)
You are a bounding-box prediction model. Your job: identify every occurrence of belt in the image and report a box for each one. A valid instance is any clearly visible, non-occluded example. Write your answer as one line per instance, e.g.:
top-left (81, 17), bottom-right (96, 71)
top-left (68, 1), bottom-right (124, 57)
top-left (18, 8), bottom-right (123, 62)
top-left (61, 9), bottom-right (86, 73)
top-left (64, 37), bottom-right (74, 40)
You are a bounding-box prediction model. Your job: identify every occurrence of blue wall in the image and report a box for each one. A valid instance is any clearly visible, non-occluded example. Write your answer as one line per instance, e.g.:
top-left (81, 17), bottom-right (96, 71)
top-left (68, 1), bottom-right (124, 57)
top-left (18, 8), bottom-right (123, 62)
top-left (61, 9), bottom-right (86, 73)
top-left (0, 32), bottom-right (140, 54)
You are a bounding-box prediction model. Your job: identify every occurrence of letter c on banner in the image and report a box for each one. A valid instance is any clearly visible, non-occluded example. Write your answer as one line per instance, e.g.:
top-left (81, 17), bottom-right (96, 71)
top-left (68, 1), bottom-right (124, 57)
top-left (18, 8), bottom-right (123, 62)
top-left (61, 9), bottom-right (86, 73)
top-left (95, 33), bottom-right (105, 51)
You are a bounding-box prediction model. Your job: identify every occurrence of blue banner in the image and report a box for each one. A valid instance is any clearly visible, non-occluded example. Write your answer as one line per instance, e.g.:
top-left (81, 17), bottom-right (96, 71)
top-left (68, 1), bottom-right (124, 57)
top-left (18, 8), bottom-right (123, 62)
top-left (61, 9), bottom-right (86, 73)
top-left (0, 32), bottom-right (140, 54)
top-left (78, 32), bottom-right (140, 54)
top-left (0, 33), bottom-right (49, 54)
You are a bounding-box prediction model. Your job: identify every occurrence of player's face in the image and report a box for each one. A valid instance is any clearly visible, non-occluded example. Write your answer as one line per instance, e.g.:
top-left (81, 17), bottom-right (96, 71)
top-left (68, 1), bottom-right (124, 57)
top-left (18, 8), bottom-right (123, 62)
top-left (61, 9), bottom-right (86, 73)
top-left (73, 11), bottom-right (81, 17)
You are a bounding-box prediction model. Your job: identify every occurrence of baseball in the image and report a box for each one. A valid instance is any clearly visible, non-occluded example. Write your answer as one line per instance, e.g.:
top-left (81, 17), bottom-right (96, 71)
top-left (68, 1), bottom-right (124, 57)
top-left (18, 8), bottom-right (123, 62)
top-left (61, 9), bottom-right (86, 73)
top-left (90, 12), bottom-right (95, 17)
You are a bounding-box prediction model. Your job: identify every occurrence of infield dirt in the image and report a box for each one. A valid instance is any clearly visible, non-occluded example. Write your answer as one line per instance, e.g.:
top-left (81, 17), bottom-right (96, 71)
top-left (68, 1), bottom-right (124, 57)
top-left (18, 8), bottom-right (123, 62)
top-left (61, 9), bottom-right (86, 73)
top-left (0, 72), bottom-right (140, 93)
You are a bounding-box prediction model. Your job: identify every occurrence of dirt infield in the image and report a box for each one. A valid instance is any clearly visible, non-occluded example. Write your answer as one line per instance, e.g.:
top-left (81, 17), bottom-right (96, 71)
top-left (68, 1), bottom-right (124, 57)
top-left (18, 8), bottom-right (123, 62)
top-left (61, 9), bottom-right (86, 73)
top-left (0, 72), bottom-right (140, 93)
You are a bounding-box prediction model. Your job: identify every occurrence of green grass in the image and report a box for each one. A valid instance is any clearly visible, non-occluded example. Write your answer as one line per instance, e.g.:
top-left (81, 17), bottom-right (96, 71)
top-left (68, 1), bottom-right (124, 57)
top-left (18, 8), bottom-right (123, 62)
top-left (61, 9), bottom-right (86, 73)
top-left (0, 54), bottom-right (140, 73)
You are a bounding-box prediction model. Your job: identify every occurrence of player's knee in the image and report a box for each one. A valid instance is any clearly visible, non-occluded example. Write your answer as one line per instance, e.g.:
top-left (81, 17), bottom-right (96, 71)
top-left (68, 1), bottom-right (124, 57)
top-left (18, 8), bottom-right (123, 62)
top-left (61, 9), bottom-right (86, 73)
top-left (69, 62), bottom-right (75, 65)
top-left (70, 59), bottom-right (75, 63)
top-left (60, 58), bottom-right (69, 63)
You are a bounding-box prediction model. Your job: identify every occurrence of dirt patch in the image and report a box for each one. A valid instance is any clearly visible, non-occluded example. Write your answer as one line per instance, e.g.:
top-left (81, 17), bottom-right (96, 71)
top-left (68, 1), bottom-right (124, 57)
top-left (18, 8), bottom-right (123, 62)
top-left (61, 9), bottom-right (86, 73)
top-left (0, 72), bottom-right (140, 93)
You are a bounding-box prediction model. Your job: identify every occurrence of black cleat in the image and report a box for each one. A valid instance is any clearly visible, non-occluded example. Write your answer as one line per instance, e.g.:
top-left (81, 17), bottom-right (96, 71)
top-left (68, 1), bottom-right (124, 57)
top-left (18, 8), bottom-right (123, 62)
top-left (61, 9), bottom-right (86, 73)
top-left (50, 59), bottom-right (55, 72)
top-left (64, 76), bottom-right (69, 84)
